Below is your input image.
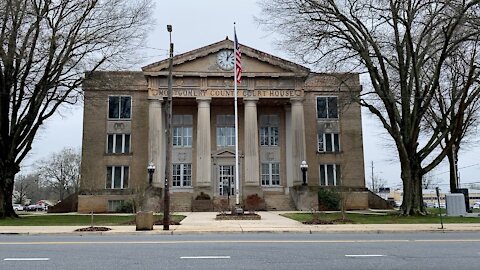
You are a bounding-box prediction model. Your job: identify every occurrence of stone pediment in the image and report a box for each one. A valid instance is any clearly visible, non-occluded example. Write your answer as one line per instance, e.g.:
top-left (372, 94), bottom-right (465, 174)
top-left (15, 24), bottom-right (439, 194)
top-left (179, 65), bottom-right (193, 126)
top-left (211, 149), bottom-right (243, 158)
top-left (142, 39), bottom-right (310, 77)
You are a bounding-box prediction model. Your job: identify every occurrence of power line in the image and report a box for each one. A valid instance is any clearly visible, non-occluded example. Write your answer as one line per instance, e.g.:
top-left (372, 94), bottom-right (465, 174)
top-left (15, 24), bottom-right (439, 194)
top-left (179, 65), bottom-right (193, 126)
top-left (430, 163), bottom-right (480, 176)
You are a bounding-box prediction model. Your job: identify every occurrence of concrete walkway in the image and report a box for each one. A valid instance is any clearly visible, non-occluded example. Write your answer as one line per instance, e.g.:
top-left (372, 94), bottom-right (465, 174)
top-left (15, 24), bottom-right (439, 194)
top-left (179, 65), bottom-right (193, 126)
top-left (1, 211), bottom-right (479, 235)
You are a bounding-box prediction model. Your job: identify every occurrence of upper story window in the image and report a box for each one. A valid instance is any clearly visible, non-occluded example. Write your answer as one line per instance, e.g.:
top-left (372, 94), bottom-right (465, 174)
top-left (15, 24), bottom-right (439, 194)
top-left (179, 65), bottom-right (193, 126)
top-left (173, 115), bottom-right (193, 147)
top-left (260, 115), bottom-right (279, 146)
top-left (216, 115), bottom-right (235, 147)
top-left (318, 133), bottom-right (340, 152)
top-left (108, 96), bottom-right (131, 119)
top-left (317, 96), bottom-right (338, 119)
top-left (107, 134), bottom-right (131, 154)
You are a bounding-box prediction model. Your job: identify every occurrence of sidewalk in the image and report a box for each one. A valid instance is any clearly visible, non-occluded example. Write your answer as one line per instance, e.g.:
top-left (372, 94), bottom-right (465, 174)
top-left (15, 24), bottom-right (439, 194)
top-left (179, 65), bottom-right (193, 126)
top-left (1, 211), bottom-right (479, 235)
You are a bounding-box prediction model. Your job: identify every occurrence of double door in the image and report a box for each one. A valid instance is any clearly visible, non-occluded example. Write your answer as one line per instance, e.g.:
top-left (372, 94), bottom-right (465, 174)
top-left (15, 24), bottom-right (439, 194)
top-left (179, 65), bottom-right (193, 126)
top-left (218, 165), bottom-right (235, 196)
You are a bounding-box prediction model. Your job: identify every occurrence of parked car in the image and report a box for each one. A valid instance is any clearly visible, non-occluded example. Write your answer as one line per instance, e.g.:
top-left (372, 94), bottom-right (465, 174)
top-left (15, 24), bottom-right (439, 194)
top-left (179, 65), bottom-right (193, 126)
top-left (433, 202), bottom-right (446, 208)
top-left (12, 204), bottom-right (24, 211)
top-left (25, 204), bottom-right (43, 211)
top-left (424, 202), bottom-right (435, 208)
top-left (473, 202), bottom-right (480, 209)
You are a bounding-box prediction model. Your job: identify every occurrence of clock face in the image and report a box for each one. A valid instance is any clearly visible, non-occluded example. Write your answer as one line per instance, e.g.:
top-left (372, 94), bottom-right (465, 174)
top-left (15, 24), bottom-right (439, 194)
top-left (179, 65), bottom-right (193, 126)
top-left (216, 49), bottom-right (234, 70)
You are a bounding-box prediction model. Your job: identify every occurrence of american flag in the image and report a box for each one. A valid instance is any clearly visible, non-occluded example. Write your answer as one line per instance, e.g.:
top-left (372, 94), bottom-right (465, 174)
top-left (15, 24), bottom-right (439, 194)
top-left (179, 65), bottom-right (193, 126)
top-left (234, 28), bottom-right (242, 84)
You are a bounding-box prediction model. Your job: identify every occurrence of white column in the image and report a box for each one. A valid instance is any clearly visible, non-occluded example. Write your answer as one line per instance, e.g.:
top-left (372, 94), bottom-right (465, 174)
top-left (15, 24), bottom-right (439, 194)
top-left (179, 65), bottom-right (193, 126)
top-left (244, 98), bottom-right (260, 186)
top-left (148, 98), bottom-right (164, 186)
top-left (285, 106), bottom-right (293, 192)
top-left (290, 97), bottom-right (306, 185)
top-left (196, 97), bottom-right (212, 187)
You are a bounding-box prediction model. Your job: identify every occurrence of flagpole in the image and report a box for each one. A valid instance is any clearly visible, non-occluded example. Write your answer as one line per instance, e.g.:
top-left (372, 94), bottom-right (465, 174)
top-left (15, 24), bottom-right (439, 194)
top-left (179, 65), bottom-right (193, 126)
top-left (233, 23), bottom-right (240, 206)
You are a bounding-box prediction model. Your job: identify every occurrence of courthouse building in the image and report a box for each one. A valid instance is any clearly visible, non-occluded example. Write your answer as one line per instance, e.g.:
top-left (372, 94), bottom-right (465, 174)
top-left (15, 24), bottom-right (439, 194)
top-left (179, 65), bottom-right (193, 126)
top-left (78, 39), bottom-right (366, 212)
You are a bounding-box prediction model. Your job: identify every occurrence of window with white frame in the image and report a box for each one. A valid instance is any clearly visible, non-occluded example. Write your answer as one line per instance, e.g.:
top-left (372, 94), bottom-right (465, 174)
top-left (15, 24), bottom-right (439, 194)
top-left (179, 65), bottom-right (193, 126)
top-left (108, 96), bottom-right (131, 119)
top-left (173, 115), bottom-right (193, 147)
top-left (172, 163), bottom-right (192, 187)
top-left (261, 163), bottom-right (280, 186)
top-left (106, 166), bottom-right (129, 189)
top-left (319, 164), bottom-right (340, 186)
top-left (317, 133), bottom-right (340, 152)
top-left (317, 96), bottom-right (338, 119)
top-left (107, 134), bottom-right (131, 154)
top-left (107, 200), bottom-right (125, 212)
top-left (216, 115), bottom-right (235, 147)
top-left (260, 115), bottom-right (279, 146)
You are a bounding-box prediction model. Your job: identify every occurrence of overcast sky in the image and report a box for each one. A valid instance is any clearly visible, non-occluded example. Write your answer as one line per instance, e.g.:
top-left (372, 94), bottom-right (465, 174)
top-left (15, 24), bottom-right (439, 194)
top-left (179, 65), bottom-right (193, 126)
top-left (23, 0), bottom-right (480, 190)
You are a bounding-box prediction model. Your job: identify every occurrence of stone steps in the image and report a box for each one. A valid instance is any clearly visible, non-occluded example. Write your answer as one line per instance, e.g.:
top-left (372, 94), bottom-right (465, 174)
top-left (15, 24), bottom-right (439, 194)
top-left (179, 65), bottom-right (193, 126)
top-left (264, 194), bottom-right (296, 211)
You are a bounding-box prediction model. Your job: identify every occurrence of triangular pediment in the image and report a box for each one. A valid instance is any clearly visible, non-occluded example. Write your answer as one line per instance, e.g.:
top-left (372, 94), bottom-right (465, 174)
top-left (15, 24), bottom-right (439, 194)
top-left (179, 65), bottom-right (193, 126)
top-left (211, 149), bottom-right (241, 158)
top-left (142, 39), bottom-right (309, 77)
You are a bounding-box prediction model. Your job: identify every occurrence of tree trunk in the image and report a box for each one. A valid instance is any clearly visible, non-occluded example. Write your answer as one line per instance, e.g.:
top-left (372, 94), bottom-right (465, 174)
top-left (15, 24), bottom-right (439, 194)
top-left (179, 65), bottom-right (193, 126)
top-left (446, 147), bottom-right (458, 193)
top-left (0, 164), bottom-right (19, 218)
top-left (400, 158), bottom-right (426, 215)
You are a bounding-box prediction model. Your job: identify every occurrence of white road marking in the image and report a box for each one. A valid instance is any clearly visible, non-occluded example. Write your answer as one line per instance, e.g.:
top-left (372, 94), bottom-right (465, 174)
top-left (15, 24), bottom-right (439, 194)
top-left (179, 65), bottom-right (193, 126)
top-left (345, 255), bottom-right (385, 257)
top-left (4, 258), bottom-right (50, 261)
top-left (180, 256), bottom-right (231, 259)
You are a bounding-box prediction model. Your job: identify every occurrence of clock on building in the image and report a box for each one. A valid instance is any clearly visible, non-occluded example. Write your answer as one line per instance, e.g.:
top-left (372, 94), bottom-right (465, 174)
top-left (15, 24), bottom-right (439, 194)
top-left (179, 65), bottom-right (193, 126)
top-left (216, 49), bottom-right (234, 70)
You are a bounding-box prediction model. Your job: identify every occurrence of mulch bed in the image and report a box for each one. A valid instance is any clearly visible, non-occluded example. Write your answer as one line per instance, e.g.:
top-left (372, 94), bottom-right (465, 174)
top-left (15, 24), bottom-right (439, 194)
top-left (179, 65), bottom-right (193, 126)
top-left (302, 218), bottom-right (354, 225)
top-left (216, 213), bottom-right (261, 220)
top-left (302, 219), bottom-right (334, 225)
top-left (74, 219), bottom-right (180, 231)
top-left (74, 226), bottom-right (111, 232)
top-left (121, 219), bottom-right (181, 225)
top-left (154, 219), bottom-right (181, 225)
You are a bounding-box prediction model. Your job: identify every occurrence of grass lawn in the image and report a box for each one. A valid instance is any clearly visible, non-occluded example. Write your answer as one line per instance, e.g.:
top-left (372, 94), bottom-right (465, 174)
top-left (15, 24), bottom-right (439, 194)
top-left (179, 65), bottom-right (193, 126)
top-left (0, 214), bottom-right (185, 226)
top-left (282, 211), bottom-right (480, 224)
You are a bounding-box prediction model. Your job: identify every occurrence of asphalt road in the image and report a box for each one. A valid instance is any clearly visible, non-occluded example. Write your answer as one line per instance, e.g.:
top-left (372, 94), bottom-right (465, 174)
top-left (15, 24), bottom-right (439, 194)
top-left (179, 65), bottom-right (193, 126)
top-left (0, 232), bottom-right (479, 270)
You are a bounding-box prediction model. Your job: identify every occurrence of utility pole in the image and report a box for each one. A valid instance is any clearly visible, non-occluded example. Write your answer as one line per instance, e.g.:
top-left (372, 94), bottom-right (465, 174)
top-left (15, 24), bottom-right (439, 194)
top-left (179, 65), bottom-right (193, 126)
top-left (163, 24), bottom-right (173, 231)
top-left (371, 161), bottom-right (375, 193)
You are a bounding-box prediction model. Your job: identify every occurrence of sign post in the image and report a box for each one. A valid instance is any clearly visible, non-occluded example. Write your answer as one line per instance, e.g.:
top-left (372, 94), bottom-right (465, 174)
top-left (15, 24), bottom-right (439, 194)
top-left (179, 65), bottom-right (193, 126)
top-left (435, 187), bottom-right (444, 229)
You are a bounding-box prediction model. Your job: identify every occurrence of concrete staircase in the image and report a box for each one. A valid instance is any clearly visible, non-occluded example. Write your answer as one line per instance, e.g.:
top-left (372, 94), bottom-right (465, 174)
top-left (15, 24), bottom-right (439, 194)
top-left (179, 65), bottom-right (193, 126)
top-left (264, 194), bottom-right (296, 211)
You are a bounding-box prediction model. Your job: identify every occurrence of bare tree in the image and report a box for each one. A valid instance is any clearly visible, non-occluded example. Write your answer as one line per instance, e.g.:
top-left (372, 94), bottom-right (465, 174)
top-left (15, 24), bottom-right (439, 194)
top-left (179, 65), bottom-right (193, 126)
top-left (0, 0), bottom-right (153, 217)
top-left (259, 0), bottom-right (480, 215)
top-left (368, 175), bottom-right (388, 193)
top-left (422, 172), bottom-right (440, 189)
top-left (423, 46), bottom-right (480, 192)
top-left (13, 173), bottom-right (42, 204)
top-left (13, 174), bottom-right (33, 204)
top-left (36, 148), bottom-right (80, 201)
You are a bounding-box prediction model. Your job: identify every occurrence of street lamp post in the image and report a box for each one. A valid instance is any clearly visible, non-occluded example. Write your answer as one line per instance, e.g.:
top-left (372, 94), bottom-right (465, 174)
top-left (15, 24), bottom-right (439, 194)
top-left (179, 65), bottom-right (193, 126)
top-left (300, 160), bottom-right (308, 186)
top-left (147, 162), bottom-right (155, 185)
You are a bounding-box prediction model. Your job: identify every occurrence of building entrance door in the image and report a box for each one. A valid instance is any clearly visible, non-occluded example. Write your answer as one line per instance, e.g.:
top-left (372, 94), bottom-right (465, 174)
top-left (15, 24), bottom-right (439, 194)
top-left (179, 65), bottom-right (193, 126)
top-left (218, 165), bottom-right (235, 196)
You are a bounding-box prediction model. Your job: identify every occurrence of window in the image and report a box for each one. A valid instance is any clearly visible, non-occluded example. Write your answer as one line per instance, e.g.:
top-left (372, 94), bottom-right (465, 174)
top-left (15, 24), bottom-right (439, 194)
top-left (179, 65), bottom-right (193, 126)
top-left (173, 115), bottom-right (193, 147)
top-left (108, 96), bottom-right (131, 119)
top-left (172, 163), bottom-right (192, 187)
top-left (106, 166), bottom-right (129, 189)
top-left (107, 134), bottom-right (131, 154)
top-left (216, 115), bottom-right (235, 147)
top-left (260, 115), bottom-right (279, 146)
top-left (319, 164), bottom-right (340, 186)
top-left (317, 96), bottom-right (338, 119)
top-left (261, 163), bottom-right (280, 186)
top-left (108, 200), bottom-right (125, 212)
top-left (318, 133), bottom-right (340, 152)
